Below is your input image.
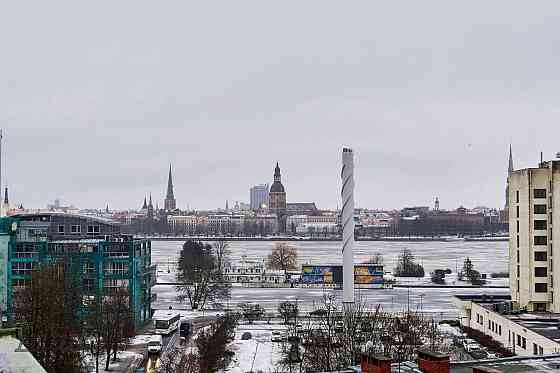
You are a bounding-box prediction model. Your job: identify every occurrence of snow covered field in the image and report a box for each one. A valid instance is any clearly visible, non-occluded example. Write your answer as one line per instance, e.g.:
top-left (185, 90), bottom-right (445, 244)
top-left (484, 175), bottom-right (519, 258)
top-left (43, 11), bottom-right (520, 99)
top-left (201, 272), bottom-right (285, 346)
top-left (152, 240), bottom-right (509, 320)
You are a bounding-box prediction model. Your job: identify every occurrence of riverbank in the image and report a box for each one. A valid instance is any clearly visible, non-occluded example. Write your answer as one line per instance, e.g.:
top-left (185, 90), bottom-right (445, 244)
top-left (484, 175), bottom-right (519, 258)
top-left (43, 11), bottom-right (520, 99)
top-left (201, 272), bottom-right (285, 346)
top-left (142, 236), bottom-right (508, 242)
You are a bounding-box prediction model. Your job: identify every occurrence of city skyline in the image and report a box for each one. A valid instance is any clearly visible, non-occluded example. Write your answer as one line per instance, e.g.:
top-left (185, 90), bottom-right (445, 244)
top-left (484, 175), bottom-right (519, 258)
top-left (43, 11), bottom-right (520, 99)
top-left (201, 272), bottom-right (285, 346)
top-left (3, 2), bottom-right (560, 210)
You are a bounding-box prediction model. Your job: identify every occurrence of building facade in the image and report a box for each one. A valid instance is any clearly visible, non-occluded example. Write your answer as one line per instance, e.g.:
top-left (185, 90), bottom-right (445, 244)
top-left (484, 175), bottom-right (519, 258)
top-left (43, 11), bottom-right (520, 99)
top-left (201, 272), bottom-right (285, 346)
top-left (508, 158), bottom-right (560, 312)
top-left (0, 212), bottom-right (156, 327)
top-left (268, 163), bottom-right (287, 231)
top-left (250, 184), bottom-right (269, 210)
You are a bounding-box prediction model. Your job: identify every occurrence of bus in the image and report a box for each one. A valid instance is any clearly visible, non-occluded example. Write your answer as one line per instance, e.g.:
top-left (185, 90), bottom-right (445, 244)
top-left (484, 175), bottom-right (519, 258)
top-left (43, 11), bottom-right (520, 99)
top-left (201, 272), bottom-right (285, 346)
top-left (153, 310), bottom-right (181, 334)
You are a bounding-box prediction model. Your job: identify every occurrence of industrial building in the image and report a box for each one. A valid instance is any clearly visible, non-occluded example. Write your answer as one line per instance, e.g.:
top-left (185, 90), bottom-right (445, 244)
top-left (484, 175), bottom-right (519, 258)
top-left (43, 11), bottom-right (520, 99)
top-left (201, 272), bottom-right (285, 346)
top-left (0, 212), bottom-right (156, 328)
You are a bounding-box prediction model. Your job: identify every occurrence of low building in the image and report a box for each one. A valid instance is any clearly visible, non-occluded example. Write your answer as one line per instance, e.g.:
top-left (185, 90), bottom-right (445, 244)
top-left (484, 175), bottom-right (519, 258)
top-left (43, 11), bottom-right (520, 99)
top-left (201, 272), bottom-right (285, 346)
top-left (0, 212), bottom-right (155, 328)
top-left (222, 256), bottom-right (284, 284)
top-left (167, 215), bottom-right (198, 234)
top-left (286, 202), bottom-right (318, 216)
top-left (0, 328), bottom-right (47, 372)
top-left (453, 295), bottom-right (560, 356)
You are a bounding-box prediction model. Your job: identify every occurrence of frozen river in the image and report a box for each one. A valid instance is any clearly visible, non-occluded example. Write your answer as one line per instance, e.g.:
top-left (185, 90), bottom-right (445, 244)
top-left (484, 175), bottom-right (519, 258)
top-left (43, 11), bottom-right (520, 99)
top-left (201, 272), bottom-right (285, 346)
top-left (151, 240), bottom-right (509, 320)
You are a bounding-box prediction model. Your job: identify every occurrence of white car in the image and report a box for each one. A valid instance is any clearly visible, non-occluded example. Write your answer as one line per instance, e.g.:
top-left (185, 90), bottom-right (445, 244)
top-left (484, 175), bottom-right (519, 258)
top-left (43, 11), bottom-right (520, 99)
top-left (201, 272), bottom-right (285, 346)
top-left (462, 338), bottom-right (481, 353)
top-left (147, 335), bottom-right (163, 354)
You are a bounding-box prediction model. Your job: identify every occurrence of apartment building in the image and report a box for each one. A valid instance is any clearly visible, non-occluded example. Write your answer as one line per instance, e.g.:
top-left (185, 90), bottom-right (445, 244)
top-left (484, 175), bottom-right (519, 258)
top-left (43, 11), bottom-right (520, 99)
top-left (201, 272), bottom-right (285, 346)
top-left (508, 158), bottom-right (560, 312)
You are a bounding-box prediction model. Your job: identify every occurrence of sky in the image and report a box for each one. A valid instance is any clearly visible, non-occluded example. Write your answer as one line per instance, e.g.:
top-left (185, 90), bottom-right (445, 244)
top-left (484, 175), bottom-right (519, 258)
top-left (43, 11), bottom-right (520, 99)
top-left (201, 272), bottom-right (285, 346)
top-left (2, 1), bottom-right (560, 211)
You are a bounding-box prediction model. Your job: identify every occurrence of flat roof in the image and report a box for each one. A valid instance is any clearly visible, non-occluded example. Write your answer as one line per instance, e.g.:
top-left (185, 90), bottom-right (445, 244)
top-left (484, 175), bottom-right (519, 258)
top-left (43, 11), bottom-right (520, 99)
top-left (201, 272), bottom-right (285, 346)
top-left (451, 355), bottom-right (560, 373)
top-left (152, 310), bottom-right (181, 320)
top-left (455, 295), bottom-right (560, 343)
top-left (0, 334), bottom-right (47, 372)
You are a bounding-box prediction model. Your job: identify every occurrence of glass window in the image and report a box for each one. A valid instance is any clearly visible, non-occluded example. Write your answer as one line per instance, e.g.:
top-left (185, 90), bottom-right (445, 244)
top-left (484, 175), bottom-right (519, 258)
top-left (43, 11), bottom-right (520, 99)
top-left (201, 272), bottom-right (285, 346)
top-left (534, 220), bottom-right (547, 230)
top-left (535, 267), bottom-right (548, 277)
top-left (535, 283), bottom-right (548, 293)
top-left (534, 204), bottom-right (547, 214)
top-left (58, 225), bottom-right (65, 233)
top-left (535, 251), bottom-right (547, 261)
top-left (534, 189), bottom-right (547, 198)
top-left (516, 191), bottom-right (520, 203)
top-left (534, 236), bottom-right (547, 246)
top-left (71, 225), bottom-right (81, 234)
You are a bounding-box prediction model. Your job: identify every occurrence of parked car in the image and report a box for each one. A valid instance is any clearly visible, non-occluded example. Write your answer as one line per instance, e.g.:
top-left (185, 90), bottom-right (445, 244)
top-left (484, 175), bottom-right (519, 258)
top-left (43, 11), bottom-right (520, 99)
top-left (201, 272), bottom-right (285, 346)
top-left (462, 338), bottom-right (481, 353)
top-left (271, 331), bottom-right (285, 342)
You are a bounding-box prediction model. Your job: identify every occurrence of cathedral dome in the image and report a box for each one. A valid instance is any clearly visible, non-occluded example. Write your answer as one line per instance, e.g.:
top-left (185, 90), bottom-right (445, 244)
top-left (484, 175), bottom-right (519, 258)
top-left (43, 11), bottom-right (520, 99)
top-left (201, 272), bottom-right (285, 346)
top-left (270, 182), bottom-right (285, 193)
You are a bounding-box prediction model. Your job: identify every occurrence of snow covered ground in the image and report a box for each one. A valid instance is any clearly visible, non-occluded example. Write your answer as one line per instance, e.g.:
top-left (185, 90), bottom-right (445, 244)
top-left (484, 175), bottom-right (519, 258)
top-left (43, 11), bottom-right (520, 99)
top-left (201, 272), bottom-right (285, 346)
top-left (227, 323), bottom-right (287, 373)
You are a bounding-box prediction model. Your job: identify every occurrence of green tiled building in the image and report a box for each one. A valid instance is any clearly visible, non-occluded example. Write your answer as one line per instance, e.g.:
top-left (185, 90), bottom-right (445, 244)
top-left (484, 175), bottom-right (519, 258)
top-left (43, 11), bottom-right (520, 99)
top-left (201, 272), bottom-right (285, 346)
top-left (0, 212), bottom-right (156, 328)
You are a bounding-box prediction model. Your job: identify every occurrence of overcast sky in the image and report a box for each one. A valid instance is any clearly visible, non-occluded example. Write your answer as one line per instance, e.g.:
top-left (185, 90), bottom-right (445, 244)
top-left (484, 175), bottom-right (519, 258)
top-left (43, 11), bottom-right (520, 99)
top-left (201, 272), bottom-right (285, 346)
top-left (2, 2), bottom-right (560, 211)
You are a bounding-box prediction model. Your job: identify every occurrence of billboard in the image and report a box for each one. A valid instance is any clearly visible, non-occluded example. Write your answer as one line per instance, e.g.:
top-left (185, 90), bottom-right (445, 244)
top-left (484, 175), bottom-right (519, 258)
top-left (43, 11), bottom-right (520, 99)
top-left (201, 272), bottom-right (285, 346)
top-left (354, 264), bottom-right (384, 285)
top-left (301, 264), bottom-right (383, 285)
top-left (301, 265), bottom-right (342, 284)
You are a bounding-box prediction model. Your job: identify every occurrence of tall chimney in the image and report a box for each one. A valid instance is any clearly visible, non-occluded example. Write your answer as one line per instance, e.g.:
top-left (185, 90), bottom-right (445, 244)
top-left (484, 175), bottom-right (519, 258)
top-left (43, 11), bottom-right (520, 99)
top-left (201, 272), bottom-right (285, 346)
top-left (341, 148), bottom-right (355, 304)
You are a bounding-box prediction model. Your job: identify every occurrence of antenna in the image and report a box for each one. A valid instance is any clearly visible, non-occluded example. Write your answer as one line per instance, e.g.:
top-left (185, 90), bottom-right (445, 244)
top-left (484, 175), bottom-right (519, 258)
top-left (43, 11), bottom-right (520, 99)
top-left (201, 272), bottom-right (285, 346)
top-left (541, 152), bottom-right (543, 164)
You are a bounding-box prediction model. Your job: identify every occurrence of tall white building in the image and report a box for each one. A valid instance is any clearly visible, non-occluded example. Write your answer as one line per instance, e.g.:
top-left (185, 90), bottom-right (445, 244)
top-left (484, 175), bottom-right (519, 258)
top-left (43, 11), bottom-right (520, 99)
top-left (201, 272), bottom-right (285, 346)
top-left (509, 157), bottom-right (560, 312)
top-left (250, 184), bottom-right (269, 210)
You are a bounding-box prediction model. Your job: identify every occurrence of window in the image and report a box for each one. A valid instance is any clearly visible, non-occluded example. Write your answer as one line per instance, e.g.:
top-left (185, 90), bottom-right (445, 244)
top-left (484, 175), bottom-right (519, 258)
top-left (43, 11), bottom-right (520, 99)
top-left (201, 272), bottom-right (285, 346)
top-left (517, 235), bottom-right (520, 248)
top-left (535, 283), bottom-right (548, 293)
top-left (517, 335), bottom-right (522, 347)
top-left (516, 206), bottom-right (520, 218)
top-left (516, 190), bottom-right (520, 203)
top-left (517, 280), bottom-right (520, 292)
top-left (480, 315), bottom-right (483, 325)
top-left (534, 189), bottom-right (547, 198)
top-left (534, 220), bottom-right (547, 230)
top-left (535, 251), bottom-right (547, 261)
top-left (499, 325), bottom-right (502, 336)
top-left (517, 251), bottom-right (520, 263)
top-left (535, 236), bottom-right (547, 246)
top-left (517, 221), bottom-right (520, 233)
top-left (534, 204), bottom-right (547, 214)
top-left (534, 343), bottom-right (538, 355)
top-left (71, 225), bottom-right (81, 234)
top-left (58, 225), bottom-right (65, 234)
top-left (539, 346), bottom-right (544, 355)
top-left (522, 337), bottom-right (526, 349)
top-left (517, 265), bottom-right (520, 277)
top-left (535, 302), bottom-right (547, 312)
top-left (535, 267), bottom-right (548, 277)
top-left (87, 225), bottom-right (100, 234)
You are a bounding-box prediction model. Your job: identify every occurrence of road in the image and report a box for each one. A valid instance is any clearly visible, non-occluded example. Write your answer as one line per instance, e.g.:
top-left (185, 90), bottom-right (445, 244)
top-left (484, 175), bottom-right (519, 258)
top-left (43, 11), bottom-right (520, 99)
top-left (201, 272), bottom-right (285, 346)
top-left (142, 315), bottom-right (217, 373)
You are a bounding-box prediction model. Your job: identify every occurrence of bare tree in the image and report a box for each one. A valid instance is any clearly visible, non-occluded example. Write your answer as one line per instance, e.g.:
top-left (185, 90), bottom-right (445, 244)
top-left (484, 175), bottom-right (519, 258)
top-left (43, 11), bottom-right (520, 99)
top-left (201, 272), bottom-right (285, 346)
top-left (176, 240), bottom-right (230, 309)
top-left (213, 240), bottom-right (230, 274)
top-left (15, 261), bottom-right (85, 373)
top-left (266, 242), bottom-right (297, 281)
top-left (362, 253), bottom-right (383, 264)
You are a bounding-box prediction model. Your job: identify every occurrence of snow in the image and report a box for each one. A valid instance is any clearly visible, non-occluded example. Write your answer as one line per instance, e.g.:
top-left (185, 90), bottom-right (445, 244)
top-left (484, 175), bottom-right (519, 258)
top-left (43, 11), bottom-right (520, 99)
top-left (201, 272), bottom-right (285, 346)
top-left (151, 240), bottom-right (509, 321)
top-left (83, 350), bottom-right (142, 373)
top-left (129, 335), bottom-right (152, 345)
top-left (227, 324), bottom-right (285, 373)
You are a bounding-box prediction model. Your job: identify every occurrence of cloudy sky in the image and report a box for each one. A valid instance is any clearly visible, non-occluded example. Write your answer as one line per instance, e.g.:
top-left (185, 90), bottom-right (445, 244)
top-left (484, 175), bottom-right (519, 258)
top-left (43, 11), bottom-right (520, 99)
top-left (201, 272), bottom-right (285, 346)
top-left (2, 1), bottom-right (560, 211)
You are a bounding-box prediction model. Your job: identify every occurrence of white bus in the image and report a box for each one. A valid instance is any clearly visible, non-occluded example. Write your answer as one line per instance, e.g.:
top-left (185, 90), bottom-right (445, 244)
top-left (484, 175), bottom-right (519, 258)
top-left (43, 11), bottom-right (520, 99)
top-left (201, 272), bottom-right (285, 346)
top-left (153, 310), bottom-right (181, 334)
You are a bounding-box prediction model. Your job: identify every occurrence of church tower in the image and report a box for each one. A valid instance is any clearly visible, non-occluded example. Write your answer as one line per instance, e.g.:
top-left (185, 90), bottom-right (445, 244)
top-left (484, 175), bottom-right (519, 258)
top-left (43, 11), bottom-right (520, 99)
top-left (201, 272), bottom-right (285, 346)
top-left (434, 196), bottom-right (440, 212)
top-left (164, 164), bottom-right (177, 211)
top-left (2, 187), bottom-right (9, 215)
top-left (268, 162), bottom-right (287, 231)
top-left (147, 194), bottom-right (154, 219)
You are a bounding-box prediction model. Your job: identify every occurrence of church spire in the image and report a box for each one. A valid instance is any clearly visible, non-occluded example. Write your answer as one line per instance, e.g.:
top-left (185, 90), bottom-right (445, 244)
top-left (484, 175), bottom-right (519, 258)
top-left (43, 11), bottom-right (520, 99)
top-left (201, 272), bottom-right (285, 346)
top-left (3, 187), bottom-right (8, 205)
top-left (166, 164), bottom-right (174, 199)
top-left (164, 163), bottom-right (177, 211)
top-left (142, 196), bottom-right (148, 210)
top-left (508, 144), bottom-right (514, 175)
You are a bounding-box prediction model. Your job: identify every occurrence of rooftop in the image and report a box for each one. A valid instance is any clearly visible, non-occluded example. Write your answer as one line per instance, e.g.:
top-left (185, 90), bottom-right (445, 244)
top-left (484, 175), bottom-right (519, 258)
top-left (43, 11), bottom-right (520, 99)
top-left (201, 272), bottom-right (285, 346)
top-left (0, 329), bottom-right (47, 372)
top-left (455, 294), bottom-right (560, 344)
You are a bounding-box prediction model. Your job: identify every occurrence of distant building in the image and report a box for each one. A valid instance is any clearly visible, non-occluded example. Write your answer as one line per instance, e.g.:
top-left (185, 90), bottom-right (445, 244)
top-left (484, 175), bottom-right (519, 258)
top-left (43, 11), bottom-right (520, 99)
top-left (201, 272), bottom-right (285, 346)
top-left (164, 164), bottom-right (177, 211)
top-left (0, 212), bottom-right (155, 328)
top-left (168, 215), bottom-right (198, 234)
top-left (250, 184), bottom-right (269, 210)
top-left (286, 202), bottom-right (318, 216)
